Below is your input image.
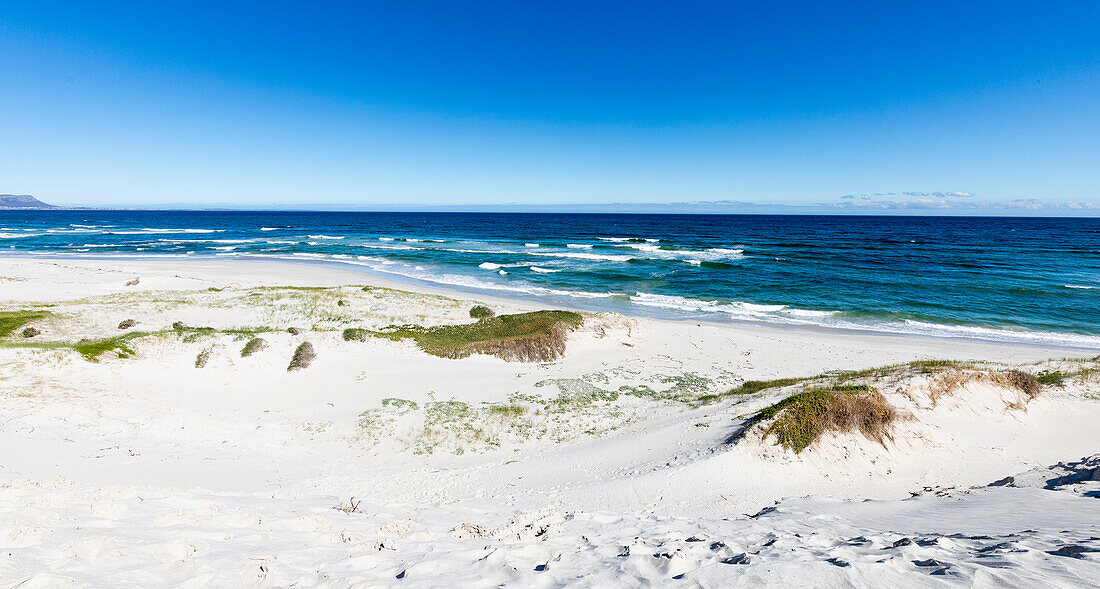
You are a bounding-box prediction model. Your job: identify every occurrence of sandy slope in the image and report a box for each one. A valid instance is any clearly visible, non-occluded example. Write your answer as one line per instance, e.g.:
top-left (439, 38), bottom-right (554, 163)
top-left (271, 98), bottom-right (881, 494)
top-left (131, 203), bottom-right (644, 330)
top-left (0, 257), bottom-right (1098, 587)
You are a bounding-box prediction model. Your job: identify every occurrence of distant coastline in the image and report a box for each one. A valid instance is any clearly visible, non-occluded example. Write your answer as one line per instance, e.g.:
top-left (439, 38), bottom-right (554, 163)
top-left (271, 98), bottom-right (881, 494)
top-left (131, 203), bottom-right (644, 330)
top-left (0, 194), bottom-right (57, 209)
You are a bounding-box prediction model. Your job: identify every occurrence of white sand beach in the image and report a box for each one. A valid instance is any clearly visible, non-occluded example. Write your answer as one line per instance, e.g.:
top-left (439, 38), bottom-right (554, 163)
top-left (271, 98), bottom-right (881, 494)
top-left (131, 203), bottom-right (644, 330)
top-left (1, 256), bottom-right (1098, 587)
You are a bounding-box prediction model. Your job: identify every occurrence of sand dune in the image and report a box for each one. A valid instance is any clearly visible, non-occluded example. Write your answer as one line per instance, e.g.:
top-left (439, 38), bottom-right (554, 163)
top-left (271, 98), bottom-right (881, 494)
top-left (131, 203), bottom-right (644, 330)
top-left (0, 257), bottom-right (1097, 587)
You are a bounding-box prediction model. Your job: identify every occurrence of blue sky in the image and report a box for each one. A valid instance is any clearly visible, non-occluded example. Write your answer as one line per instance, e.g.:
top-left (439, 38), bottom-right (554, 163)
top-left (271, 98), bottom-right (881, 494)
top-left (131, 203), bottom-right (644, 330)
top-left (1, 1), bottom-right (1099, 213)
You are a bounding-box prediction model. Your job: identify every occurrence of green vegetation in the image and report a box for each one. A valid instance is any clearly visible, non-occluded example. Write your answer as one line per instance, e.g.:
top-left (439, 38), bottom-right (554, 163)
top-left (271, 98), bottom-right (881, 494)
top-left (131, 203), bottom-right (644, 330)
top-left (74, 335), bottom-right (139, 362)
top-left (0, 309), bottom-right (50, 338)
top-left (417, 400), bottom-right (492, 454)
top-left (173, 321), bottom-right (215, 333)
top-left (1038, 370), bottom-right (1066, 387)
top-left (469, 305), bottom-right (495, 319)
top-left (536, 372), bottom-right (714, 408)
top-left (195, 348), bottom-right (212, 368)
top-left (381, 397), bottom-right (419, 411)
top-left (487, 403), bottom-right (526, 418)
top-left (342, 327), bottom-right (371, 341)
top-left (826, 359), bottom-right (977, 382)
top-left (240, 337), bottom-right (268, 357)
top-left (21, 327), bottom-right (41, 338)
top-left (345, 310), bottom-right (584, 362)
top-left (754, 385), bottom-right (895, 453)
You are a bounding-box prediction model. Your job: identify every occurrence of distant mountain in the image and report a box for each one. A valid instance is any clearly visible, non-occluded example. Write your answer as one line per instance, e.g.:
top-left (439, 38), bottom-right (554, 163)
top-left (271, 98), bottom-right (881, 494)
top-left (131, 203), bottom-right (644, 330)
top-left (0, 194), bottom-right (55, 209)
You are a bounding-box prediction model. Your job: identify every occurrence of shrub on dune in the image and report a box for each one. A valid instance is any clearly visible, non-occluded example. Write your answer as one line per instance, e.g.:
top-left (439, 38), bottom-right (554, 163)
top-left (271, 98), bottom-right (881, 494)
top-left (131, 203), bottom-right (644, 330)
top-left (753, 385), bottom-right (897, 453)
top-left (288, 342), bottom-right (316, 371)
top-left (469, 305), bottom-right (495, 319)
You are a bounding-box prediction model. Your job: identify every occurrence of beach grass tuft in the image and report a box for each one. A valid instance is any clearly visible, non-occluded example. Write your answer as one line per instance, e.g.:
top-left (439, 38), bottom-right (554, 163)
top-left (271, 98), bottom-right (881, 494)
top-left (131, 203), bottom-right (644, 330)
top-left (288, 342), bottom-right (316, 371)
top-left (240, 337), bottom-right (268, 357)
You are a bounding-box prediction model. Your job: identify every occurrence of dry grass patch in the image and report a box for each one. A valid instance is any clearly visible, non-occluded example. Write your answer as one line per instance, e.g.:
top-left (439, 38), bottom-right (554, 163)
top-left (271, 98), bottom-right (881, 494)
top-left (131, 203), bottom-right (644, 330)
top-left (925, 368), bottom-right (1041, 407)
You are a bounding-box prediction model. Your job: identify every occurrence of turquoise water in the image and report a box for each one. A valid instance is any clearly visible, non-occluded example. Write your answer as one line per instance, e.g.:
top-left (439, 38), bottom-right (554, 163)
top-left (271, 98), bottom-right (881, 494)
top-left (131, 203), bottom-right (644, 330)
top-left (1, 211), bottom-right (1098, 348)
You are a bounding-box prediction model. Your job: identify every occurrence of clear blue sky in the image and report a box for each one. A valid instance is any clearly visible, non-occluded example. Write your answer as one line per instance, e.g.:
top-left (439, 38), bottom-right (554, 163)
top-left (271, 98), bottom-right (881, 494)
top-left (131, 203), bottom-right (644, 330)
top-left (2, 1), bottom-right (1099, 213)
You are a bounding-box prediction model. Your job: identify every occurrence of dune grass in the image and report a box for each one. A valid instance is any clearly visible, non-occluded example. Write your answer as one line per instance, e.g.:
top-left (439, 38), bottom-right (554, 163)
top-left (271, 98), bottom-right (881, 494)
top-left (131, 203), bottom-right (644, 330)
top-left (691, 377), bottom-right (805, 406)
top-left (288, 342), bottom-right (316, 371)
top-left (240, 337), bottom-right (267, 357)
top-left (0, 309), bottom-right (50, 338)
top-left (74, 334), bottom-right (141, 362)
top-left (345, 310), bottom-right (584, 362)
top-left (754, 385), bottom-right (895, 453)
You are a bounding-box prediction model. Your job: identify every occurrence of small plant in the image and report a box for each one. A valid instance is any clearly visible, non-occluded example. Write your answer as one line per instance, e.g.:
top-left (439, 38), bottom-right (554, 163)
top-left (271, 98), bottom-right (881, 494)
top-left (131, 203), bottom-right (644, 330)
top-left (240, 337), bottom-right (267, 357)
top-left (21, 327), bottom-right (41, 338)
top-left (1037, 370), bottom-right (1066, 388)
top-left (343, 328), bottom-right (370, 341)
top-left (287, 327), bottom-right (301, 335)
top-left (288, 342), bottom-right (316, 371)
top-left (195, 349), bottom-right (212, 368)
top-left (118, 319), bottom-right (138, 330)
top-left (337, 299), bottom-right (349, 307)
top-left (469, 305), bottom-right (495, 319)
top-left (172, 321), bottom-right (186, 330)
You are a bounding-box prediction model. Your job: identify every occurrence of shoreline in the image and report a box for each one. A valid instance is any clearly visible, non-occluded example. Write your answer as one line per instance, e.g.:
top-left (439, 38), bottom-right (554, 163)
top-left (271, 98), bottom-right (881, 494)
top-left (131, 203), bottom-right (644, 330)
top-left (2, 253), bottom-right (1097, 356)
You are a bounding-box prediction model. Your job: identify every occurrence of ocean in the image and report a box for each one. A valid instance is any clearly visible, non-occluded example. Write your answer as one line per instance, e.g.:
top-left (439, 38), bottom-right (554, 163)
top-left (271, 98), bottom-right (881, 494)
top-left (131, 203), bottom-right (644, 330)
top-left (2, 210), bottom-right (1098, 348)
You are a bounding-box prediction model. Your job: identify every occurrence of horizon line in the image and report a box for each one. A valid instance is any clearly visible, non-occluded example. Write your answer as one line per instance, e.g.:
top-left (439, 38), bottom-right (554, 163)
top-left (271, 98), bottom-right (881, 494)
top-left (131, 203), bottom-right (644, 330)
top-left (8, 205), bottom-right (1099, 219)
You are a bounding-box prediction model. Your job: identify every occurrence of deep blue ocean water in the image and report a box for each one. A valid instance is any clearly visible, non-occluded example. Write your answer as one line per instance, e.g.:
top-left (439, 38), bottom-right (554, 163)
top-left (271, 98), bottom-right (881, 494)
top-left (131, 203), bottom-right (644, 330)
top-left (2, 211), bottom-right (1098, 347)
